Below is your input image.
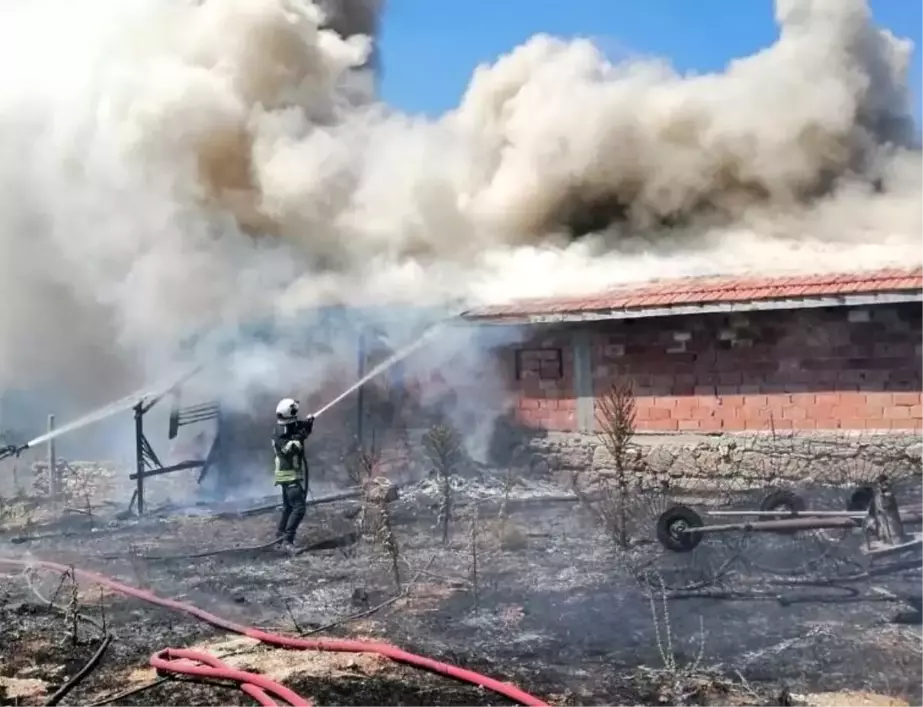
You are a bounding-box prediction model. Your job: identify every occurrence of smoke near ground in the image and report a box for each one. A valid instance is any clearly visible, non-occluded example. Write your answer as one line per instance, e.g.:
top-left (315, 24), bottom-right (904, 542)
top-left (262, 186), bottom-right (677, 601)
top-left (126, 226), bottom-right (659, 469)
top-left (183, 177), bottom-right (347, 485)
top-left (0, 0), bottom-right (918, 415)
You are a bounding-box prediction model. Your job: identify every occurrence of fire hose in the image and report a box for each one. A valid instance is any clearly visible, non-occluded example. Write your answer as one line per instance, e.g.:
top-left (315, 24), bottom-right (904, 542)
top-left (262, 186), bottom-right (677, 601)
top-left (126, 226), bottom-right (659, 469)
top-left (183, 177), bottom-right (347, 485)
top-left (0, 557), bottom-right (549, 707)
top-left (151, 648), bottom-right (311, 706)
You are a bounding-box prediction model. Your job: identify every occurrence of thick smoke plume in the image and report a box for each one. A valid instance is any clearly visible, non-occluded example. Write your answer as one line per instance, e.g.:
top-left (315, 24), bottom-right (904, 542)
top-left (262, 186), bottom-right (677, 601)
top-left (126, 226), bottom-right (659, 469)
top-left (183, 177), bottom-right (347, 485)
top-left (0, 0), bottom-right (918, 418)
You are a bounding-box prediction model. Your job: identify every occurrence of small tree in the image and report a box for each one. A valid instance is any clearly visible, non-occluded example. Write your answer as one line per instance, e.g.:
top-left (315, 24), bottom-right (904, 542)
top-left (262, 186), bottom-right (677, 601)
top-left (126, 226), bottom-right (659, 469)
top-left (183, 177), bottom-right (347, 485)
top-left (595, 375), bottom-right (637, 548)
top-left (346, 434), bottom-right (379, 540)
top-left (496, 465), bottom-right (515, 544)
top-left (376, 490), bottom-right (402, 590)
top-left (468, 506), bottom-right (480, 609)
top-left (422, 423), bottom-right (464, 546)
top-left (347, 436), bottom-right (403, 588)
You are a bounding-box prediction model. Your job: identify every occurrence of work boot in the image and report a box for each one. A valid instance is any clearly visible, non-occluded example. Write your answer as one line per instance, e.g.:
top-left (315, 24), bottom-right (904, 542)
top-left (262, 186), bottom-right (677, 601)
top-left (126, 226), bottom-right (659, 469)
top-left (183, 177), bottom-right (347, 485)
top-left (281, 540), bottom-right (298, 557)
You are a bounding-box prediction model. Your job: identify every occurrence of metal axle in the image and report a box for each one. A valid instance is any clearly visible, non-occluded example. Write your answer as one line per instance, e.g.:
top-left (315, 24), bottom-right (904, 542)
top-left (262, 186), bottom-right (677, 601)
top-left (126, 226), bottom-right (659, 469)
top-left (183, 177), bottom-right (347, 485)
top-left (683, 516), bottom-right (860, 535)
top-left (655, 477), bottom-right (923, 557)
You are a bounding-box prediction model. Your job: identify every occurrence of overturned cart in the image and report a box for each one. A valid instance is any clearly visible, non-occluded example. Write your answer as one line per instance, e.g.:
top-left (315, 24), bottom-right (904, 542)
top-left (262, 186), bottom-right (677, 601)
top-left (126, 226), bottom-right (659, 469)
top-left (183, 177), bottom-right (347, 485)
top-left (656, 475), bottom-right (923, 563)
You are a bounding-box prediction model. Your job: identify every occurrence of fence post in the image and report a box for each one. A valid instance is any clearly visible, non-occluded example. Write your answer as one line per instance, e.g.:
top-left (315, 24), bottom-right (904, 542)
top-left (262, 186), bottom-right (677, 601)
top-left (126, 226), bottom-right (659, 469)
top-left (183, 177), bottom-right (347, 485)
top-left (47, 414), bottom-right (58, 506)
top-left (134, 402), bottom-right (145, 516)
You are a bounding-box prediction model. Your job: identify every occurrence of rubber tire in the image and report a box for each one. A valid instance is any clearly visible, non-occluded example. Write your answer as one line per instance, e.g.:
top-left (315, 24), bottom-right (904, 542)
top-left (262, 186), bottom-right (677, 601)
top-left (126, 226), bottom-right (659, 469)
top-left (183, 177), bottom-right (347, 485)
top-left (760, 489), bottom-right (807, 514)
top-left (656, 504), bottom-right (704, 553)
top-left (846, 485), bottom-right (874, 513)
top-left (759, 489), bottom-right (806, 535)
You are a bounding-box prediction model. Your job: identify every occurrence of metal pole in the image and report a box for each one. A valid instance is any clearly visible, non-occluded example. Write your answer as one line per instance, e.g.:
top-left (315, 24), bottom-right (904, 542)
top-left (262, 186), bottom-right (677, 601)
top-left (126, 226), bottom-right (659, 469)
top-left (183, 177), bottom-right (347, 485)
top-left (134, 403), bottom-right (145, 516)
top-left (47, 414), bottom-right (58, 506)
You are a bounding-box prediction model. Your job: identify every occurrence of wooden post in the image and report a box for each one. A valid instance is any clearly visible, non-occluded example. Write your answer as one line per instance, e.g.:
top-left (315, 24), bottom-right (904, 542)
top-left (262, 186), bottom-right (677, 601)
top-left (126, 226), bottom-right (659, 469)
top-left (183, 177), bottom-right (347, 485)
top-left (134, 403), bottom-right (145, 516)
top-left (47, 414), bottom-right (58, 506)
top-left (212, 407), bottom-right (228, 501)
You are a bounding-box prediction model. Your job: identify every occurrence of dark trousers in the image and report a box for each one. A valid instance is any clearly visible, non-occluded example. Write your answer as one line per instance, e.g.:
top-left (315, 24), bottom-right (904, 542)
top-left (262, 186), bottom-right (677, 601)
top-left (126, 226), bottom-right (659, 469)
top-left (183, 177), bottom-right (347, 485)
top-left (276, 481), bottom-right (307, 544)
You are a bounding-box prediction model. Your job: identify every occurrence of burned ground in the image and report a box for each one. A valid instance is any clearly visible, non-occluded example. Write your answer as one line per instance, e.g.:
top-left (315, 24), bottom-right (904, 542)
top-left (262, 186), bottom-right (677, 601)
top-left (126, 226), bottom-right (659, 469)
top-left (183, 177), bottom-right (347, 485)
top-left (0, 474), bottom-right (920, 706)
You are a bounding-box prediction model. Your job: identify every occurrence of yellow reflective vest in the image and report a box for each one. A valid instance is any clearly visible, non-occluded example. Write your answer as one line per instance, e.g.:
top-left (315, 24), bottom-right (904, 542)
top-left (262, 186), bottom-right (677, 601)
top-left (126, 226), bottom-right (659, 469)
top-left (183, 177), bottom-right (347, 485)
top-left (273, 435), bottom-right (305, 486)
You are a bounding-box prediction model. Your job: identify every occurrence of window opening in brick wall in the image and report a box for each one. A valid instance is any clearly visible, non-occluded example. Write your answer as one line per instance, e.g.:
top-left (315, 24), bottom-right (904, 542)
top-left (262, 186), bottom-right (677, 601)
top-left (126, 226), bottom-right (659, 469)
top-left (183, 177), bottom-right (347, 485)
top-left (514, 348), bottom-right (563, 381)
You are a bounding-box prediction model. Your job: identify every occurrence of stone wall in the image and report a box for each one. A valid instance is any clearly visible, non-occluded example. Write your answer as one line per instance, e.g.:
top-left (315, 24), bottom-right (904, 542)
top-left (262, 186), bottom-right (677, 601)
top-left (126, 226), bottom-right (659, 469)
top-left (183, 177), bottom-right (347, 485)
top-left (517, 430), bottom-right (923, 491)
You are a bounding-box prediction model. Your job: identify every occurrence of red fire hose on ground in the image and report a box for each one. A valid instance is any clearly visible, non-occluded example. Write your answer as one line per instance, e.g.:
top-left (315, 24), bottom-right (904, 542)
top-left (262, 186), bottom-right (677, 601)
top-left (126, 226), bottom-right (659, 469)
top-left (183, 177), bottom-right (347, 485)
top-left (151, 648), bottom-right (311, 706)
top-left (0, 557), bottom-right (549, 707)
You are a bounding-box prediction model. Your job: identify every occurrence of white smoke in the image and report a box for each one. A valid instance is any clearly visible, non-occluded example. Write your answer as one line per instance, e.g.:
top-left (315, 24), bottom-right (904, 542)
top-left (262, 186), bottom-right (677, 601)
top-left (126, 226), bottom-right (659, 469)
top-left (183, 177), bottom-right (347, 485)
top-left (0, 0), bottom-right (918, 411)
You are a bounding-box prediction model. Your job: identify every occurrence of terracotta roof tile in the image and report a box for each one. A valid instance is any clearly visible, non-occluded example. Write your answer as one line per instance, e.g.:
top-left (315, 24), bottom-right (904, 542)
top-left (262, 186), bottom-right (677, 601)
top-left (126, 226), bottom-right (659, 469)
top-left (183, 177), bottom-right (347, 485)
top-left (467, 266), bottom-right (923, 320)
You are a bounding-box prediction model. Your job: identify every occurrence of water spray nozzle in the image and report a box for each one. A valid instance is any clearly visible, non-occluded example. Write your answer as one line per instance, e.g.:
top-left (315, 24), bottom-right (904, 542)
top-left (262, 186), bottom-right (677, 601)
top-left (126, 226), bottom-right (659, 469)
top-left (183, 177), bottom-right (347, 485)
top-left (0, 443), bottom-right (27, 460)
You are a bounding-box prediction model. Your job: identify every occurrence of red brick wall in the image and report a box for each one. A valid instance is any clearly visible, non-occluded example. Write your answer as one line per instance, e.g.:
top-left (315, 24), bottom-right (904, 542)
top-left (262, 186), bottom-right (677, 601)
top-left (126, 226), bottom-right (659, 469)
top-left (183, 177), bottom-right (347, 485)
top-left (509, 303), bottom-right (923, 433)
top-left (508, 332), bottom-right (579, 431)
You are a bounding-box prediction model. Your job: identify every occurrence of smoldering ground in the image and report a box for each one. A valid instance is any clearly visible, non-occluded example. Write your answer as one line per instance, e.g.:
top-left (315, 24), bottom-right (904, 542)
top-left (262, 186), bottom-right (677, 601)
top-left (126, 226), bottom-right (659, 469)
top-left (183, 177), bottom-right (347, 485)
top-left (0, 0), bottom-right (918, 428)
top-left (1, 478), bottom-right (921, 706)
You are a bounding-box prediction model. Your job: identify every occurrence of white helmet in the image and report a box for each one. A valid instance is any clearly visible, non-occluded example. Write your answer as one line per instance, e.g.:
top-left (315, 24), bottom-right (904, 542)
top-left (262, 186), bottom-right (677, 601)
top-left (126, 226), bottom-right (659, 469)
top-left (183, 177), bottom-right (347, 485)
top-left (275, 398), bottom-right (300, 424)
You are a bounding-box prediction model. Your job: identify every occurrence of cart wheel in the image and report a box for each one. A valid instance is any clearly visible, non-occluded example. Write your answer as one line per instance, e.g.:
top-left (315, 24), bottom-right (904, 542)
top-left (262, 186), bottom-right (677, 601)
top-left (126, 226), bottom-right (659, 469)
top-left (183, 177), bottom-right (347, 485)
top-left (760, 489), bottom-right (807, 514)
top-left (656, 505), bottom-right (703, 553)
top-left (846, 485), bottom-right (874, 513)
top-left (759, 489), bottom-right (806, 535)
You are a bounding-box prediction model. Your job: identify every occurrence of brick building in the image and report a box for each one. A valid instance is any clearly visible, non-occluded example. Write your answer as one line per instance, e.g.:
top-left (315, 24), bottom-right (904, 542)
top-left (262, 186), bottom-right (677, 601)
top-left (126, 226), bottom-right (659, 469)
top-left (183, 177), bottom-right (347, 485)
top-left (466, 267), bottom-right (923, 436)
top-left (208, 267), bottom-right (921, 496)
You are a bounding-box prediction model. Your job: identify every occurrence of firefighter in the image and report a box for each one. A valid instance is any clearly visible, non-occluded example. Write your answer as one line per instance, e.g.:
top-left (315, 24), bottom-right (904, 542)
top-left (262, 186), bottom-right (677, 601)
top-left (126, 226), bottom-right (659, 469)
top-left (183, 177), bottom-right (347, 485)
top-left (273, 398), bottom-right (314, 553)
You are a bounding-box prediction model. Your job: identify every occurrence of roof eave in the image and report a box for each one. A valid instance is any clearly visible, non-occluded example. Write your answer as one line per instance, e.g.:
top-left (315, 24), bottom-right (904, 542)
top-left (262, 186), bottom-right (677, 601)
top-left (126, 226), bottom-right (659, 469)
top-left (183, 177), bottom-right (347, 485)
top-left (461, 290), bottom-right (923, 326)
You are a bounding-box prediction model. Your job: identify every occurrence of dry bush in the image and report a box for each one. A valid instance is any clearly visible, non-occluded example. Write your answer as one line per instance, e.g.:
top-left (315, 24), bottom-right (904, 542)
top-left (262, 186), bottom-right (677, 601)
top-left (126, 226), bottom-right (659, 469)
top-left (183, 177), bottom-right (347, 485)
top-left (47, 567), bottom-right (83, 646)
top-left (633, 571), bottom-right (716, 705)
top-left (476, 515), bottom-right (529, 553)
top-left (376, 497), bottom-right (402, 590)
top-left (496, 466), bottom-right (526, 549)
top-left (347, 437), bottom-right (403, 588)
top-left (422, 423), bottom-right (464, 546)
top-left (61, 461), bottom-right (101, 522)
top-left (65, 573), bottom-right (81, 646)
top-left (648, 573), bottom-right (706, 674)
top-left (0, 494), bottom-right (38, 532)
top-left (496, 522), bottom-right (528, 551)
top-left (27, 458), bottom-right (123, 512)
top-left (468, 506), bottom-right (480, 608)
top-left (345, 438), bottom-right (378, 545)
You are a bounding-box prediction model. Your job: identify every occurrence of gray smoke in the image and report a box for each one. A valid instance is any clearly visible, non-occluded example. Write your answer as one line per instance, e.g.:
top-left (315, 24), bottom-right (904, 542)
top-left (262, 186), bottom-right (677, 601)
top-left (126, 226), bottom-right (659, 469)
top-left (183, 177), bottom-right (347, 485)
top-left (0, 0), bottom-right (917, 421)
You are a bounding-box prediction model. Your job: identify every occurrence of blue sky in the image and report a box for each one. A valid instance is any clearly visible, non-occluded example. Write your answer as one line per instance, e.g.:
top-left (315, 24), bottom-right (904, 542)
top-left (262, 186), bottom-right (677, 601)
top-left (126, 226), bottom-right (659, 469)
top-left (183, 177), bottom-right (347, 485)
top-left (378, 0), bottom-right (922, 125)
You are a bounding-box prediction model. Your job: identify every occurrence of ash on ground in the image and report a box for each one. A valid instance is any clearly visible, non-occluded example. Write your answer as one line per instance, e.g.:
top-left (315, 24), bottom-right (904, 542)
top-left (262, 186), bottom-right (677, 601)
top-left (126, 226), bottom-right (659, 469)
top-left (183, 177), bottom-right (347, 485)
top-left (0, 472), bottom-right (920, 706)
